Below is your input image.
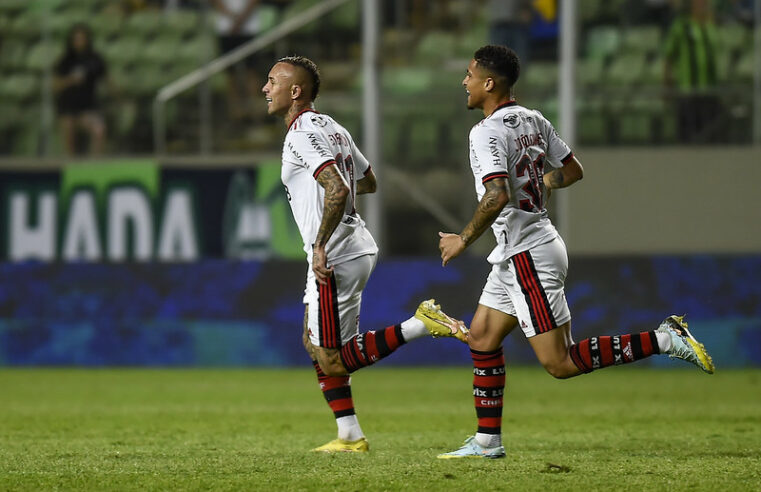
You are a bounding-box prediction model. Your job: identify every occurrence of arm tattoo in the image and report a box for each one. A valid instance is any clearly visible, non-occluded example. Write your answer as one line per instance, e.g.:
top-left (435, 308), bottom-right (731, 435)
top-left (315, 165), bottom-right (349, 248)
top-left (460, 178), bottom-right (509, 246)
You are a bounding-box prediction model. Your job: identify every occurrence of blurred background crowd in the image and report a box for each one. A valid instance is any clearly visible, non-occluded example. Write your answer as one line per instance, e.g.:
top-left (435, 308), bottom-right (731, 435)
top-left (1, 0), bottom-right (756, 157)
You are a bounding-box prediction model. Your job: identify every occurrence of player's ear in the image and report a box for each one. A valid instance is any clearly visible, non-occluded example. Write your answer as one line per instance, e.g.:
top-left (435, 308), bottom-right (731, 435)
top-left (484, 77), bottom-right (495, 92)
top-left (290, 84), bottom-right (302, 100)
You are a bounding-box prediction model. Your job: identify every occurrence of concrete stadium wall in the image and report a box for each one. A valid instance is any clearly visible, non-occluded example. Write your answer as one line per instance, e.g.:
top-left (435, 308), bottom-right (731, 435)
top-left (567, 146), bottom-right (761, 254)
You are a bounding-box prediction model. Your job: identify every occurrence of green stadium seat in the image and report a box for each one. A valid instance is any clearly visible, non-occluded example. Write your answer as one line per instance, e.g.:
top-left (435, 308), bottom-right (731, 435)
top-left (178, 34), bottom-right (214, 65)
top-left (0, 103), bottom-right (21, 131)
top-left (0, 40), bottom-right (28, 70)
top-left (717, 24), bottom-right (748, 53)
top-left (579, 0), bottom-right (602, 24)
top-left (578, 57), bottom-right (605, 88)
top-left (26, 40), bottom-right (59, 72)
top-left (578, 111), bottom-right (608, 145)
top-left (383, 67), bottom-right (433, 95)
top-left (90, 12), bottom-right (125, 40)
top-left (415, 31), bottom-right (456, 64)
top-left (329, 0), bottom-right (358, 32)
top-left (102, 37), bottom-right (143, 66)
top-left (605, 53), bottom-right (646, 86)
top-left (520, 62), bottom-right (558, 94)
top-left (0, 73), bottom-right (40, 101)
top-left (125, 11), bottom-right (163, 37)
top-left (734, 51), bottom-right (754, 82)
top-left (9, 9), bottom-right (43, 39)
top-left (585, 26), bottom-right (620, 60)
top-left (282, 0), bottom-right (320, 36)
top-left (163, 9), bottom-right (201, 37)
top-left (0, 0), bottom-right (28, 12)
top-left (621, 26), bottom-right (661, 55)
top-left (143, 34), bottom-right (182, 64)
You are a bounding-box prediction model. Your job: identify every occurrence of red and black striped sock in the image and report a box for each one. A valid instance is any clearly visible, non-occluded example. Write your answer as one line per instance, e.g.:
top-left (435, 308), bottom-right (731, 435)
top-left (339, 324), bottom-right (406, 373)
top-left (569, 332), bottom-right (661, 373)
top-left (472, 347), bottom-right (505, 437)
top-left (313, 360), bottom-right (355, 418)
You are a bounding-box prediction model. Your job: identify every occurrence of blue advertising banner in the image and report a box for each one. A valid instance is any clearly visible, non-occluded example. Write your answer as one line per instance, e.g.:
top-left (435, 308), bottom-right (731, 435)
top-left (1, 256), bottom-right (759, 367)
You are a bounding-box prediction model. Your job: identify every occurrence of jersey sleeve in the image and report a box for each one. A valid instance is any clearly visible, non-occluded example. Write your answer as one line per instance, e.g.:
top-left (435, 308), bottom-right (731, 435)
top-left (538, 113), bottom-right (574, 169)
top-left (350, 141), bottom-right (371, 180)
top-left (285, 130), bottom-right (337, 179)
top-left (470, 124), bottom-right (509, 184)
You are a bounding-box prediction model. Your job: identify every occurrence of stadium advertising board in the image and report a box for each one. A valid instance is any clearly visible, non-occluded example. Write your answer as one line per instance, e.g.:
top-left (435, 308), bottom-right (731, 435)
top-left (0, 160), bottom-right (303, 262)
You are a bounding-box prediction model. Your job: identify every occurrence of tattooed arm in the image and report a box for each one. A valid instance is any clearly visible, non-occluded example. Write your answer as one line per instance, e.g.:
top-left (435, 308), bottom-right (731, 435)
top-left (356, 168), bottom-right (377, 195)
top-left (439, 178), bottom-right (510, 266)
top-left (543, 156), bottom-right (584, 190)
top-left (313, 164), bottom-right (350, 284)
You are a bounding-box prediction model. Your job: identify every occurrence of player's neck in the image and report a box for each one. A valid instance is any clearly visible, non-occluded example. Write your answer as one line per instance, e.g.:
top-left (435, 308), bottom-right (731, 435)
top-left (482, 94), bottom-right (515, 118)
top-left (284, 102), bottom-right (316, 128)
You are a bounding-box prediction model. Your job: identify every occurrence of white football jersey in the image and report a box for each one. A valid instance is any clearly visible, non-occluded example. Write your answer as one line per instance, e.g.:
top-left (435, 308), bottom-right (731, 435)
top-left (281, 109), bottom-right (378, 265)
top-left (468, 101), bottom-right (574, 264)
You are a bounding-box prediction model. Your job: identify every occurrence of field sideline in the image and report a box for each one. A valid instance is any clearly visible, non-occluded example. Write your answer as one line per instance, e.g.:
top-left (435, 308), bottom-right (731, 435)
top-left (1, 367), bottom-right (759, 491)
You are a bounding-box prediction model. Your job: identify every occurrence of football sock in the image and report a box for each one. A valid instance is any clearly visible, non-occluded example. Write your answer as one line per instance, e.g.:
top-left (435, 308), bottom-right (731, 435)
top-left (472, 347), bottom-right (505, 448)
top-left (339, 325), bottom-right (406, 373)
top-left (400, 317), bottom-right (428, 341)
top-left (335, 415), bottom-right (364, 442)
top-left (313, 360), bottom-right (357, 426)
top-left (655, 331), bottom-right (672, 352)
top-left (569, 332), bottom-right (661, 373)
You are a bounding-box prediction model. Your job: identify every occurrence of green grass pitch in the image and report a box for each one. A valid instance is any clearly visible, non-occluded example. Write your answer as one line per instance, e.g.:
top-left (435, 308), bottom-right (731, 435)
top-left (1, 367), bottom-right (759, 491)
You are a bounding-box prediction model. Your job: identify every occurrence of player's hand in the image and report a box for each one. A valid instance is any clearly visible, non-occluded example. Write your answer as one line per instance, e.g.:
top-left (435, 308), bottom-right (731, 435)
top-left (312, 245), bottom-right (333, 285)
top-left (439, 232), bottom-right (466, 267)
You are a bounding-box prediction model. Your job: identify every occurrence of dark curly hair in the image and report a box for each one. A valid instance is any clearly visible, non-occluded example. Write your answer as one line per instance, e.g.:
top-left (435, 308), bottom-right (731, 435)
top-left (278, 55), bottom-right (321, 101)
top-left (473, 45), bottom-right (520, 88)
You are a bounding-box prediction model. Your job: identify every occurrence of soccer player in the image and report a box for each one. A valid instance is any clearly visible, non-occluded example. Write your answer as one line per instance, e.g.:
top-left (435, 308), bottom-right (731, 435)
top-left (436, 45), bottom-right (715, 459)
top-left (262, 56), bottom-right (468, 453)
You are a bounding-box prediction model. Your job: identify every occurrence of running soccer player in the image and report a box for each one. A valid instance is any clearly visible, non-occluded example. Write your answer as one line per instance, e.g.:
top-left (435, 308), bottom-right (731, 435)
top-left (436, 45), bottom-right (715, 459)
top-left (262, 56), bottom-right (468, 453)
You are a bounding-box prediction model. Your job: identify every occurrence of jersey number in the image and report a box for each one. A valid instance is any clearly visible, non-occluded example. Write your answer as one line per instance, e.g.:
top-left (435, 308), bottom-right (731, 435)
top-left (515, 153), bottom-right (546, 212)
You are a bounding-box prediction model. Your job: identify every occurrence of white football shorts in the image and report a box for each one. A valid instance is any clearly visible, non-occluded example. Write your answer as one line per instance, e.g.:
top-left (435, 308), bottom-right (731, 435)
top-left (304, 253), bottom-right (377, 348)
top-left (478, 236), bottom-right (571, 338)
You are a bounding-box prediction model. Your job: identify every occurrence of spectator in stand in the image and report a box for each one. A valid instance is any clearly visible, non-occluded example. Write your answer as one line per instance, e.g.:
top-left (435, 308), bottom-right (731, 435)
top-left (487, 0), bottom-right (533, 67)
top-left (53, 23), bottom-right (108, 156)
top-left (664, 0), bottom-right (722, 143)
top-left (212, 0), bottom-right (267, 122)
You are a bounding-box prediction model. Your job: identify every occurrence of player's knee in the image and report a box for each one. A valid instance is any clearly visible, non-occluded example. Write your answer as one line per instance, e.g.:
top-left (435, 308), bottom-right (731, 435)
top-left (320, 360), bottom-right (347, 377)
top-left (542, 360), bottom-right (575, 379)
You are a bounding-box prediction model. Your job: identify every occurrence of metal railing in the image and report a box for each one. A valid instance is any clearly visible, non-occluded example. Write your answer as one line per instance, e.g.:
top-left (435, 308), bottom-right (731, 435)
top-left (152, 0), bottom-right (356, 155)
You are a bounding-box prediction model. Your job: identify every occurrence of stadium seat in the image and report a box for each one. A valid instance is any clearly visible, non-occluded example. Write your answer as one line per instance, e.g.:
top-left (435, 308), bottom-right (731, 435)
top-left (125, 11), bottom-right (163, 37)
top-left (585, 26), bottom-right (620, 60)
top-left (605, 53), bottom-right (646, 87)
top-left (383, 67), bottom-right (433, 95)
top-left (717, 24), bottom-right (749, 54)
top-left (520, 62), bottom-right (558, 95)
top-left (0, 40), bottom-right (28, 70)
top-left (178, 34), bottom-right (214, 65)
top-left (25, 40), bottom-right (59, 72)
top-left (734, 51), bottom-right (754, 82)
top-left (577, 57), bottom-right (606, 89)
top-left (102, 37), bottom-right (143, 66)
top-left (90, 12), bottom-right (125, 40)
top-left (415, 31), bottom-right (456, 64)
top-left (329, 0), bottom-right (359, 33)
top-left (282, 0), bottom-right (320, 36)
top-left (163, 9), bottom-right (201, 37)
top-left (9, 9), bottom-right (42, 39)
top-left (0, 73), bottom-right (39, 101)
top-left (143, 34), bottom-right (182, 64)
top-left (621, 26), bottom-right (661, 56)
